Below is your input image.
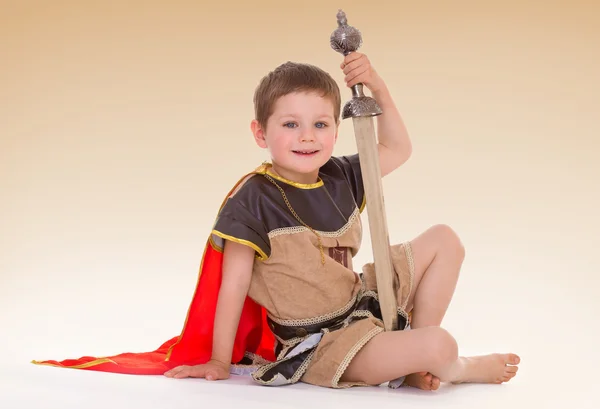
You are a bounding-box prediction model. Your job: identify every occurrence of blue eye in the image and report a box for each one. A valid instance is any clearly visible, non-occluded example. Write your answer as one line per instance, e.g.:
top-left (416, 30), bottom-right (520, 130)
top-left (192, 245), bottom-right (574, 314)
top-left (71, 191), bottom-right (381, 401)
top-left (283, 122), bottom-right (327, 129)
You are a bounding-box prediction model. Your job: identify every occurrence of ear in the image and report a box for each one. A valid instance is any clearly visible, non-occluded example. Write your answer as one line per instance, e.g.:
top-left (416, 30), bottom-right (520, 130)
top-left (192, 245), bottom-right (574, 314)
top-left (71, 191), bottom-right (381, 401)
top-left (251, 119), bottom-right (268, 149)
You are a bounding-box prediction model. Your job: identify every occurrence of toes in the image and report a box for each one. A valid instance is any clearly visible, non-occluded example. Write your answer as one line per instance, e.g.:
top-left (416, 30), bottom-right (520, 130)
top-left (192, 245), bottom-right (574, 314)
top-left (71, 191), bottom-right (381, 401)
top-left (505, 365), bottom-right (519, 374)
top-left (500, 371), bottom-right (517, 383)
top-left (423, 373), bottom-right (434, 390)
top-left (431, 376), bottom-right (441, 390)
top-left (505, 353), bottom-right (520, 365)
top-left (404, 372), bottom-right (438, 391)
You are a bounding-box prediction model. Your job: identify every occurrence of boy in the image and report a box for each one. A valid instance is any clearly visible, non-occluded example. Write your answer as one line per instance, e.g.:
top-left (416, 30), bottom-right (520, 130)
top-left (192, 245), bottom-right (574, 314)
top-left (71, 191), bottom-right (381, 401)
top-left (34, 53), bottom-right (519, 390)
top-left (163, 53), bottom-right (520, 389)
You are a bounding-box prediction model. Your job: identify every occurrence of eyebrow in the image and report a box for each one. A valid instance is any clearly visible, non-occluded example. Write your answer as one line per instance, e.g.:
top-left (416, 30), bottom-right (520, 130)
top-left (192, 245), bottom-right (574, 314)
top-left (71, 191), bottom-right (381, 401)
top-left (278, 114), bottom-right (334, 120)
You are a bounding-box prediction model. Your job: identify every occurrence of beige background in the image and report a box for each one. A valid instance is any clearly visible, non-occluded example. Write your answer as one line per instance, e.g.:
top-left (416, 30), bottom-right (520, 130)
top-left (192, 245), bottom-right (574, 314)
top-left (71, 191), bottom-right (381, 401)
top-left (1, 1), bottom-right (598, 408)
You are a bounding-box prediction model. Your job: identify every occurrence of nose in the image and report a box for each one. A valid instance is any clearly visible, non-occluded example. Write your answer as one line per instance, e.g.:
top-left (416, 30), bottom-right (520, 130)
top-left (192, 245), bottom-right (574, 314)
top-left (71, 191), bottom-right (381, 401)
top-left (300, 129), bottom-right (316, 142)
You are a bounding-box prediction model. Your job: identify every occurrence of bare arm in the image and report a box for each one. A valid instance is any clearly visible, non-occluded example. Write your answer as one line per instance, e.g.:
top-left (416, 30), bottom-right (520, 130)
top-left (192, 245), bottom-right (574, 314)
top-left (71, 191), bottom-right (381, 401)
top-left (341, 53), bottom-right (412, 177)
top-left (164, 239), bottom-right (256, 380)
top-left (372, 83), bottom-right (412, 177)
top-left (210, 239), bottom-right (256, 366)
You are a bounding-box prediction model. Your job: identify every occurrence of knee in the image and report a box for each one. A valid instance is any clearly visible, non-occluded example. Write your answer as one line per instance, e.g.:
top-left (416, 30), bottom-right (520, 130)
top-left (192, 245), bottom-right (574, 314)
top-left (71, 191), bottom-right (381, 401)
top-left (431, 224), bottom-right (465, 261)
top-left (423, 327), bottom-right (458, 368)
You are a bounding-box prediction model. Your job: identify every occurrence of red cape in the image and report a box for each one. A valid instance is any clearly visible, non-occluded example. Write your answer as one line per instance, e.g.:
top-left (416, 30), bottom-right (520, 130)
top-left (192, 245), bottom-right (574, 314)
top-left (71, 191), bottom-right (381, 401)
top-left (32, 168), bottom-right (276, 374)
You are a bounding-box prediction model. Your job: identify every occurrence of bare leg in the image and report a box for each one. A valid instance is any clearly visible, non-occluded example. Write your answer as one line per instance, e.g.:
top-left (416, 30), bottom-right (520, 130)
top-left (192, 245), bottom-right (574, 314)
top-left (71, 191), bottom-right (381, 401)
top-left (405, 224), bottom-right (465, 327)
top-left (341, 326), bottom-right (520, 386)
top-left (402, 225), bottom-right (464, 389)
top-left (388, 225), bottom-right (519, 389)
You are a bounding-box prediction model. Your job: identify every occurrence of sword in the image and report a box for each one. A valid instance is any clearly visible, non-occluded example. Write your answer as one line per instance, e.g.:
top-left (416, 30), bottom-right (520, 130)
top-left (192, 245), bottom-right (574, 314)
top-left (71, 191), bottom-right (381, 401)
top-left (330, 9), bottom-right (398, 331)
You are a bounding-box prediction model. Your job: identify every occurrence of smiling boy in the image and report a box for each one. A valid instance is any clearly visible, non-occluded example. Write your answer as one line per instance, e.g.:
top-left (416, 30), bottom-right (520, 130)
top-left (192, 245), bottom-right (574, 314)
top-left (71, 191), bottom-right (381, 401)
top-left (35, 52), bottom-right (519, 390)
top-left (163, 53), bottom-right (520, 389)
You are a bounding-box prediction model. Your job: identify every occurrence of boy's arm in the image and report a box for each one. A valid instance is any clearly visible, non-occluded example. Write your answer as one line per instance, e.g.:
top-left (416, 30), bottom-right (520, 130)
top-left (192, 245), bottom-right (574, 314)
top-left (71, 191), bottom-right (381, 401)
top-left (210, 239), bottom-right (256, 367)
top-left (341, 53), bottom-right (412, 177)
top-left (164, 224), bottom-right (261, 380)
top-left (371, 82), bottom-right (412, 177)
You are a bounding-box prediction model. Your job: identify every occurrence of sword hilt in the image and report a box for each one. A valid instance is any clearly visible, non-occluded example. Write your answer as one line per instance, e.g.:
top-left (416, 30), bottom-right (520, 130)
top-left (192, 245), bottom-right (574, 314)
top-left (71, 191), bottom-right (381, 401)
top-left (330, 10), bottom-right (382, 119)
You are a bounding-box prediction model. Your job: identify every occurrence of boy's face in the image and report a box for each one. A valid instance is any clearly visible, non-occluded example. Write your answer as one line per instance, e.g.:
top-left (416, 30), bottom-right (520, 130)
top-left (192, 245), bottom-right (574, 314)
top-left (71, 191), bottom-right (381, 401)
top-left (251, 91), bottom-right (338, 183)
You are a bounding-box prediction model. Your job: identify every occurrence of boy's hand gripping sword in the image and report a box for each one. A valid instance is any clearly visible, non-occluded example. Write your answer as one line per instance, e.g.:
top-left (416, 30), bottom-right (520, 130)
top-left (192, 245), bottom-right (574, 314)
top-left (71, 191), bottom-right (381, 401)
top-left (330, 10), bottom-right (398, 331)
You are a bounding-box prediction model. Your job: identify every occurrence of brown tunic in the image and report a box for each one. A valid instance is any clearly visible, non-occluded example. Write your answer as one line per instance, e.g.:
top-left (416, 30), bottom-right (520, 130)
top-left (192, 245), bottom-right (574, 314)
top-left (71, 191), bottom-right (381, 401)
top-left (209, 155), bottom-right (414, 388)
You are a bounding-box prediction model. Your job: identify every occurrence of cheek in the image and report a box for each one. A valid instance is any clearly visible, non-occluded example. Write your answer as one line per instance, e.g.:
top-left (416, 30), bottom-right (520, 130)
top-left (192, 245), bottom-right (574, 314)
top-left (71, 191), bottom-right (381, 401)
top-left (268, 132), bottom-right (292, 153)
top-left (322, 131), bottom-right (337, 149)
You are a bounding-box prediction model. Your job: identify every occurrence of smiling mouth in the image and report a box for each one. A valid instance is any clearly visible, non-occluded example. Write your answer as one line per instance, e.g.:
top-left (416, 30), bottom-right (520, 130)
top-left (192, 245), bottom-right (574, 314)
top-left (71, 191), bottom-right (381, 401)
top-left (293, 149), bottom-right (320, 155)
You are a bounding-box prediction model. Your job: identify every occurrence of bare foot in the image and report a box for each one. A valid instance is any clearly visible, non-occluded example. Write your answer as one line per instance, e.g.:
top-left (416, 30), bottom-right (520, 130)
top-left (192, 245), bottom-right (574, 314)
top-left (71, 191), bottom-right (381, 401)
top-left (404, 372), bottom-right (441, 390)
top-left (452, 353), bottom-right (520, 384)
